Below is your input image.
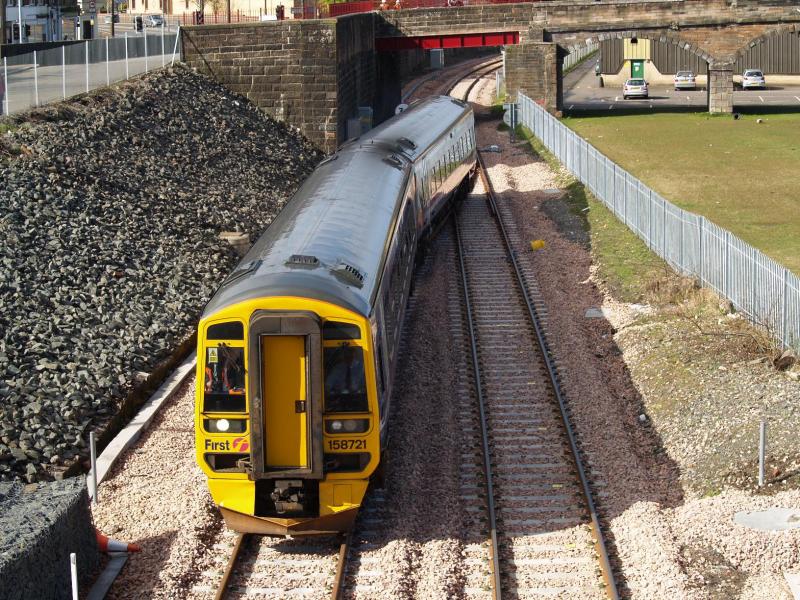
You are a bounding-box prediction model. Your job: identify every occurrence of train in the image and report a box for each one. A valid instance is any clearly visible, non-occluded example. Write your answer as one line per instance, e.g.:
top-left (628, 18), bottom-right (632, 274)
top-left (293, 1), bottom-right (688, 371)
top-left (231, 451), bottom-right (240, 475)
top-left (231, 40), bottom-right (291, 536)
top-left (194, 95), bottom-right (477, 536)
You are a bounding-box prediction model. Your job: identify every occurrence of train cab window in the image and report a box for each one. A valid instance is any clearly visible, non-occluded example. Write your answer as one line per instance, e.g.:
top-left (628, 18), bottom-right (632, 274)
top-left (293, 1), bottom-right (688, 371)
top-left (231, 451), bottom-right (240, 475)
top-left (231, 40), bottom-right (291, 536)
top-left (323, 321), bottom-right (361, 340)
top-left (324, 345), bottom-right (368, 413)
top-left (203, 345), bottom-right (246, 412)
top-left (207, 322), bottom-right (244, 340)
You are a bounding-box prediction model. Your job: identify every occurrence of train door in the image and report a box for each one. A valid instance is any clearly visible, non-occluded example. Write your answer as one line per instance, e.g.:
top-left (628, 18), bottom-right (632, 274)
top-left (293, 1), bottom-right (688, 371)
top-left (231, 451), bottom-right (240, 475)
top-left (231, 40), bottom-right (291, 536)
top-left (261, 335), bottom-right (308, 468)
top-left (247, 312), bottom-right (323, 479)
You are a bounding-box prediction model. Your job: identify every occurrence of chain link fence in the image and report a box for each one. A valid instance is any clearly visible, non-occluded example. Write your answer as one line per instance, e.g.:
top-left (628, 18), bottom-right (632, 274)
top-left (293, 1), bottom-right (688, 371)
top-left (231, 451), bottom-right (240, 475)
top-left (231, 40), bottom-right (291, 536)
top-left (2, 29), bottom-right (181, 116)
top-left (518, 92), bottom-right (799, 350)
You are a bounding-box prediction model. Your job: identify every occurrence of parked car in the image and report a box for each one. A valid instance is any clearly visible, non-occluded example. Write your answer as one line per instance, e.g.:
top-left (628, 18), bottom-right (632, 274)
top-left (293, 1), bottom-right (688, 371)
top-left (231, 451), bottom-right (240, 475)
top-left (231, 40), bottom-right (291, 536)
top-left (674, 70), bottom-right (696, 90)
top-left (145, 14), bottom-right (165, 27)
top-left (623, 78), bottom-right (649, 99)
top-left (103, 14), bottom-right (120, 24)
top-left (742, 69), bottom-right (766, 90)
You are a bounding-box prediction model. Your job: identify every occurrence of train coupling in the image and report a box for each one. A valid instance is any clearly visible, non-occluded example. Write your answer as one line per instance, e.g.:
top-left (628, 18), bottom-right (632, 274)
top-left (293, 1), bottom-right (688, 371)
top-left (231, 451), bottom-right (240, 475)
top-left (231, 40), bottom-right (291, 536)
top-left (270, 480), bottom-right (306, 514)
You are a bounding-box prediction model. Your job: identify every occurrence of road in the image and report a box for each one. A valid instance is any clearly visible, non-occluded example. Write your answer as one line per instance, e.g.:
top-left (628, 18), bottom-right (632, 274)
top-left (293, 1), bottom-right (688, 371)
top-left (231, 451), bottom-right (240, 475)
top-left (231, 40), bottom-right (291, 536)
top-left (563, 57), bottom-right (800, 112)
top-left (4, 52), bottom-right (173, 115)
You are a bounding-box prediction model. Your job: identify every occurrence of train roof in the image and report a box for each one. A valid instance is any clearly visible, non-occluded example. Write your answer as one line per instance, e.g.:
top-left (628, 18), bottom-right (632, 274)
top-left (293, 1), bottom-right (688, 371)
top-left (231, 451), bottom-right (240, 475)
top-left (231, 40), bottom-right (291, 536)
top-left (357, 95), bottom-right (471, 161)
top-left (201, 96), bottom-right (472, 320)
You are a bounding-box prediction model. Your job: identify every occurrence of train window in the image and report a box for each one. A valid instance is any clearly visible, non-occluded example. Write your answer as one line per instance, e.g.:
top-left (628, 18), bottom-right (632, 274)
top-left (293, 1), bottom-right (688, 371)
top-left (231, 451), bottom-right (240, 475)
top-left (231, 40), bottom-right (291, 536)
top-left (207, 322), bottom-right (244, 340)
top-left (203, 345), bottom-right (246, 412)
top-left (324, 346), bottom-right (369, 413)
top-left (323, 321), bottom-right (361, 340)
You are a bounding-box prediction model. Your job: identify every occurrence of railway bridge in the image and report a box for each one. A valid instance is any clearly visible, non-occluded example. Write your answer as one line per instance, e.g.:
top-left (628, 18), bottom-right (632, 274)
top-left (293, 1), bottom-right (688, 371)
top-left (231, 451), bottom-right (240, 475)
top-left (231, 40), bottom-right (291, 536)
top-left (182, 0), bottom-right (800, 150)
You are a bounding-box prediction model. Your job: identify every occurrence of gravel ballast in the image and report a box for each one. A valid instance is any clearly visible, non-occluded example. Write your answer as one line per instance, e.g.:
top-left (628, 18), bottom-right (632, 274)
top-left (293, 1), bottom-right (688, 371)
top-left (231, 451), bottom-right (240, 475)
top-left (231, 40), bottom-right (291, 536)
top-left (0, 66), bottom-right (322, 483)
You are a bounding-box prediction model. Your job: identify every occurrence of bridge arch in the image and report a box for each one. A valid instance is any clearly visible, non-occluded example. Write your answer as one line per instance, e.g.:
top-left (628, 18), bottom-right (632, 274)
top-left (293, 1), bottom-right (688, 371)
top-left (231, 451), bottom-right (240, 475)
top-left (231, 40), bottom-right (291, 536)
top-left (734, 24), bottom-right (800, 62)
top-left (554, 30), bottom-right (717, 66)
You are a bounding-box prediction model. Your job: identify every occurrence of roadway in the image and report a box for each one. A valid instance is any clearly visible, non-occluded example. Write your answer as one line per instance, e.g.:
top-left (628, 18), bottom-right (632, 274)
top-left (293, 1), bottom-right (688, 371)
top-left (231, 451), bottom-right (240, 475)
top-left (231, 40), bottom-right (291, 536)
top-left (3, 53), bottom-right (172, 115)
top-left (563, 57), bottom-right (800, 112)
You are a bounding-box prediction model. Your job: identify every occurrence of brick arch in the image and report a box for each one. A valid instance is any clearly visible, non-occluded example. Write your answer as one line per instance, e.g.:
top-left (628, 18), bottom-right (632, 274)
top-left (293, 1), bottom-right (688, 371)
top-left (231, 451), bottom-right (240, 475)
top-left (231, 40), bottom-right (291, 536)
top-left (733, 24), bottom-right (800, 61)
top-left (557, 30), bottom-right (716, 65)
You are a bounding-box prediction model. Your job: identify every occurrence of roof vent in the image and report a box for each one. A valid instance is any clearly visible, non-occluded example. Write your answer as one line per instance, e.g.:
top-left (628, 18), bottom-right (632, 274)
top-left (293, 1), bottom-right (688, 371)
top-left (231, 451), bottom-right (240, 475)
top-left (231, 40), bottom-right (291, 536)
top-left (382, 155), bottom-right (404, 170)
top-left (332, 262), bottom-right (365, 288)
top-left (286, 254), bottom-right (320, 268)
top-left (221, 259), bottom-right (262, 287)
top-left (397, 137), bottom-right (417, 150)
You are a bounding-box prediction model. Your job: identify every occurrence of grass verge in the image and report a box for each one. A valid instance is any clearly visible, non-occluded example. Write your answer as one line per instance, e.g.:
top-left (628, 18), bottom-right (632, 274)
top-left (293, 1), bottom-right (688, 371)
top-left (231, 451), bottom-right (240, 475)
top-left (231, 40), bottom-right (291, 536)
top-left (563, 112), bottom-right (800, 275)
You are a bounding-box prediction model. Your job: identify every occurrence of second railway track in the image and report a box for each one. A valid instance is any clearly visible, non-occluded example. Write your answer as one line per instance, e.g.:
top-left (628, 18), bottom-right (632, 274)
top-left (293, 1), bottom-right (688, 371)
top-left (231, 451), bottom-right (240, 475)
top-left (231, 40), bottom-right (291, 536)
top-left (451, 64), bottom-right (619, 599)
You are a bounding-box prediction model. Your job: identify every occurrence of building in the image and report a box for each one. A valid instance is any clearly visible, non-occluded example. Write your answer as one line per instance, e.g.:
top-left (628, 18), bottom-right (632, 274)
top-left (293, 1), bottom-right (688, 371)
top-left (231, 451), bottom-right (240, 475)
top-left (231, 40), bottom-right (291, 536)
top-left (4, 0), bottom-right (80, 43)
top-left (125, 0), bottom-right (296, 21)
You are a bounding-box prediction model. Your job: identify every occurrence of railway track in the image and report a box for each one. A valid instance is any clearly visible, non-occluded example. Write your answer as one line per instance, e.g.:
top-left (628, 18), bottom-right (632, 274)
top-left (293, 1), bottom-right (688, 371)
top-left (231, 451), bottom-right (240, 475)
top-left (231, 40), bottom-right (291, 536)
top-left (450, 70), bottom-right (619, 597)
top-left (210, 59), bottom-right (618, 600)
top-left (211, 530), bottom-right (348, 599)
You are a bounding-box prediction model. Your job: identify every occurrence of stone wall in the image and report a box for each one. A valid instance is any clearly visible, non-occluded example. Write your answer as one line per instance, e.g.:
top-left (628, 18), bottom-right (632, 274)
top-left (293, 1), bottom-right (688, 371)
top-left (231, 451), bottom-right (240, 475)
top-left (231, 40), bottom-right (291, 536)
top-left (505, 42), bottom-right (559, 111)
top-left (378, 0), bottom-right (800, 62)
top-left (182, 16), bottom-right (377, 152)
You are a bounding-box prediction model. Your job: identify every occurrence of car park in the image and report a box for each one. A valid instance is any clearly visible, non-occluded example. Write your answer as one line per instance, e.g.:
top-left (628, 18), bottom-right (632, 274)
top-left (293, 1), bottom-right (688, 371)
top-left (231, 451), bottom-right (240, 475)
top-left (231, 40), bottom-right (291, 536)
top-left (742, 69), bottom-right (766, 90)
top-left (674, 70), bottom-right (696, 90)
top-left (623, 78), bottom-right (649, 99)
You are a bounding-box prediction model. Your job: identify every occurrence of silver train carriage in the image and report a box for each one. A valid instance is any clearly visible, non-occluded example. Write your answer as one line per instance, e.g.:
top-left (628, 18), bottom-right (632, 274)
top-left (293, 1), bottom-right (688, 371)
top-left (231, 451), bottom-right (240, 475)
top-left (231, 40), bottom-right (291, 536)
top-left (194, 95), bottom-right (477, 535)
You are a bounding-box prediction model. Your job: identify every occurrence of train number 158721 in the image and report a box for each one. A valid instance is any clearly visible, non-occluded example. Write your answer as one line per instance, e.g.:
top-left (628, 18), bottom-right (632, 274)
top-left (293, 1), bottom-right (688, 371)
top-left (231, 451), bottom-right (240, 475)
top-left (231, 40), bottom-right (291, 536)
top-left (327, 439), bottom-right (366, 451)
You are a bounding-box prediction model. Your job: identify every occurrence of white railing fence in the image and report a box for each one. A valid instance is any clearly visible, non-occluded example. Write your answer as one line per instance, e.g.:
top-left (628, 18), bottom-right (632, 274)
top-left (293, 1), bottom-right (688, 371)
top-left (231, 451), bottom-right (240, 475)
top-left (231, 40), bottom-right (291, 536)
top-left (563, 42), bottom-right (599, 72)
top-left (2, 28), bottom-right (181, 117)
top-left (518, 92), bottom-right (800, 350)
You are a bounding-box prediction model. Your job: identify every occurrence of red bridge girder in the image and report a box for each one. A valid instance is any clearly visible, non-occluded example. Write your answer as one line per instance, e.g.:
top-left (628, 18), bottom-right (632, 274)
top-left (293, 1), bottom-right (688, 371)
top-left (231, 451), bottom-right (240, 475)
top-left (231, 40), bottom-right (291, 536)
top-left (375, 31), bottom-right (519, 51)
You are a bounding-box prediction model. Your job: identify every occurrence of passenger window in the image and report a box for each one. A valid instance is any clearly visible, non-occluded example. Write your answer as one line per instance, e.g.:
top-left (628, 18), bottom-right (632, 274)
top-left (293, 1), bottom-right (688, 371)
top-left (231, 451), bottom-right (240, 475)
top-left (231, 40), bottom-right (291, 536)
top-left (324, 345), bottom-right (369, 413)
top-left (203, 345), bottom-right (246, 412)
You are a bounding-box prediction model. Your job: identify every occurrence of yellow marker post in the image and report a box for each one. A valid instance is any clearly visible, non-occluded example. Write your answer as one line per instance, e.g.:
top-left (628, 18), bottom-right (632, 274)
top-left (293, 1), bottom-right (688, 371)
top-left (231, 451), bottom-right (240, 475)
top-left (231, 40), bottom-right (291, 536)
top-left (530, 239), bottom-right (546, 251)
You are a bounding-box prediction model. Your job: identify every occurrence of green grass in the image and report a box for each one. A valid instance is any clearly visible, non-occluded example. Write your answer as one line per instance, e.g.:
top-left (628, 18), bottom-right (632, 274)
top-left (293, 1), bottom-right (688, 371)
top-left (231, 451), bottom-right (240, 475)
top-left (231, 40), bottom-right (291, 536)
top-left (519, 126), bottom-right (668, 302)
top-left (563, 112), bottom-right (800, 275)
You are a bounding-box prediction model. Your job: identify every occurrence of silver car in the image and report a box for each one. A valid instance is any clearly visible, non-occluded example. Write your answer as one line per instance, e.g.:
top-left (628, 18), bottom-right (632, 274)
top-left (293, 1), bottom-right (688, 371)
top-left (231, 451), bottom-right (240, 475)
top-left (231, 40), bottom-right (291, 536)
top-left (674, 70), bottom-right (696, 90)
top-left (742, 69), bottom-right (766, 90)
top-left (623, 78), bottom-right (649, 99)
top-left (145, 14), bottom-right (165, 27)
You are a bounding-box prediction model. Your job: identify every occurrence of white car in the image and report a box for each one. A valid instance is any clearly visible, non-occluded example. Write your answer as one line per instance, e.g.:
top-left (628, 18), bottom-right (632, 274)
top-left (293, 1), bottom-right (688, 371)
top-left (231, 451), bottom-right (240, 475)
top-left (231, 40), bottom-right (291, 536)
top-left (674, 70), bottom-right (696, 90)
top-left (742, 69), bottom-right (766, 90)
top-left (623, 78), bottom-right (649, 99)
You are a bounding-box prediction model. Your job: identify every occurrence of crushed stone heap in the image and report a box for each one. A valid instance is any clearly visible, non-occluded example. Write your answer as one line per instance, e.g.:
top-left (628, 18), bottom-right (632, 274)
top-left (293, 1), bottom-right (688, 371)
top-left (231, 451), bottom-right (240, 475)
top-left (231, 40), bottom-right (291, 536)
top-left (0, 65), bottom-right (322, 483)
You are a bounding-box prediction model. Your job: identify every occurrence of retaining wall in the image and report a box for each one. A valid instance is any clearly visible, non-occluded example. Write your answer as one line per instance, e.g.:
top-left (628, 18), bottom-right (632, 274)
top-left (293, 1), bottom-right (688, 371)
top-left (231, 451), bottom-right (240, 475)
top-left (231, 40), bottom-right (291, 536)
top-left (0, 479), bottom-right (98, 600)
top-left (181, 14), bottom-right (377, 151)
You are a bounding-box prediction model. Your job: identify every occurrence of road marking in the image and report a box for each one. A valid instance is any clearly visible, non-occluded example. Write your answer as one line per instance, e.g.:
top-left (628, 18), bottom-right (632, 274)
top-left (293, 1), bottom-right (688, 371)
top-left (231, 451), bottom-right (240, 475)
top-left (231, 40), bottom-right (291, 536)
top-left (686, 96), bottom-right (691, 101)
top-left (569, 104), bottom-right (574, 110)
top-left (759, 95), bottom-right (765, 103)
top-left (795, 96), bottom-right (800, 103)
top-left (614, 96), bottom-right (620, 101)
top-left (609, 104), bottom-right (614, 110)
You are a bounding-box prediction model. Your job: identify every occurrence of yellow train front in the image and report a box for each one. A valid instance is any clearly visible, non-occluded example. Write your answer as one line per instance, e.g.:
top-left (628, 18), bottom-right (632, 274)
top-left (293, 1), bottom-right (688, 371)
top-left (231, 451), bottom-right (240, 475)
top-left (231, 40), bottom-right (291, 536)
top-left (195, 96), bottom-right (476, 536)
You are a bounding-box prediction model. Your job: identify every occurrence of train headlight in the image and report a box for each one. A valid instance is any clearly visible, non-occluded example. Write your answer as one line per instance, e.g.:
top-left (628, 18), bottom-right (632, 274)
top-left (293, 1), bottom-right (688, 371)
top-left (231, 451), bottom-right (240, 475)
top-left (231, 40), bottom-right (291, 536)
top-left (204, 418), bottom-right (247, 433)
top-left (325, 419), bottom-right (369, 434)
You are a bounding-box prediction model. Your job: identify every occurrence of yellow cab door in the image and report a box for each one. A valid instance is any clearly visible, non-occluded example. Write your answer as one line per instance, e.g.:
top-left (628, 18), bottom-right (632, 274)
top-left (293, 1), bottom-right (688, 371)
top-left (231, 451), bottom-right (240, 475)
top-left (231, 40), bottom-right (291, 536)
top-left (261, 335), bottom-right (308, 469)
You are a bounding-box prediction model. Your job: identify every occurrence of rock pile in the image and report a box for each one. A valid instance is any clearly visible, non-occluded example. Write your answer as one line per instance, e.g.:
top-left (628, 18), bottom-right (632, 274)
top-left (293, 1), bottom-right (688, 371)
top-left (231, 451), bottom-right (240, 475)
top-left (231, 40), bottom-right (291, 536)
top-left (0, 65), bottom-right (322, 482)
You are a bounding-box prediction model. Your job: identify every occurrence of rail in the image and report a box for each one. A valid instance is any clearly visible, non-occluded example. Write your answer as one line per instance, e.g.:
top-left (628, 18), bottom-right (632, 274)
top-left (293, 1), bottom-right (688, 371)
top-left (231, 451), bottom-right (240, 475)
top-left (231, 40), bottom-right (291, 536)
top-left (475, 152), bottom-right (620, 599)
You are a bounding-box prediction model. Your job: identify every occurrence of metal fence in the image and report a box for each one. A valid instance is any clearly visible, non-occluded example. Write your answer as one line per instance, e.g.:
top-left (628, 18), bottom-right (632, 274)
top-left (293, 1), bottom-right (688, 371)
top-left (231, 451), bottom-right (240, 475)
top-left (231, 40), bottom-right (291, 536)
top-left (2, 29), bottom-right (181, 116)
top-left (517, 92), bottom-right (800, 350)
top-left (563, 42), bottom-right (598, 72)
